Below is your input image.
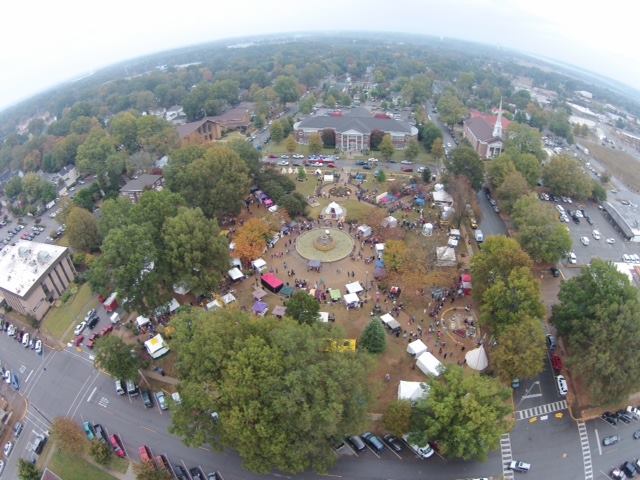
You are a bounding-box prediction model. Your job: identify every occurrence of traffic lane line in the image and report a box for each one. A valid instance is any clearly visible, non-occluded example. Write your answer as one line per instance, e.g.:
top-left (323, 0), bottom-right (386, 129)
top-left (595, 429), bottom-right (602, 455)
top-left (71, 372), bottom-right (101, 420)
top-left (65, 373), bottom-right (94, 416)
top-left (380, 439), bottom-right (402, 459)
top-left (364, 443), bottom-right (381, 459)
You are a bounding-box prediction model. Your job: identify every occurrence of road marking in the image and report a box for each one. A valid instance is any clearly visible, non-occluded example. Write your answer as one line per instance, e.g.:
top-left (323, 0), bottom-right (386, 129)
top-left (515, 400), bottom-right (568, 420)
top-left (86, 386), bottom-right (97, 403)
top-left (24, 350), bottom-right (58, 396)
top-left (381, 439), bottom-right (402, 459)
top-left (19, 365), bottom-right (26, 374)
top-left (142, 425), bottom-right (157, 433)
top-left (500, 433), bottom-right (514, 480)
top-left (595, 429), bottom-right (602, 456)
top-left (577, 421), bottom-right (594, 480)
top-left (521, 393), bottom-right (543, 399)
top-left (365, 444), bottom-right (381, 459)
top-left (24, 369), bottom-right (33, 383)
top-left (98, 396), bottom-right (109, 408)
top-left (71, 372), bottom-right (100, 419)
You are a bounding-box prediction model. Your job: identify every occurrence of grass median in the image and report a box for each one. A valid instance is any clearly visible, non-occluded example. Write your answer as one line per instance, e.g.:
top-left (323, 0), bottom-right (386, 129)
top-left (49, 448), bottom-right (122, 480)
top-left (41, 283), bottom-right (98, 343)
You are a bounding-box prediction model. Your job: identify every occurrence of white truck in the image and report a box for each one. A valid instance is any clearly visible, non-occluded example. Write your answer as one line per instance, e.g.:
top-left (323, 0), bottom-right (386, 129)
top-left (474, 229), bottom-right (484, 243)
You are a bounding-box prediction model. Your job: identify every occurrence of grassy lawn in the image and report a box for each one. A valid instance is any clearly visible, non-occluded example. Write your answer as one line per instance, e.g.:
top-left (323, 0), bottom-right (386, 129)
top-left (294, 177), bottom-right (319, 197)
top-left (41, 283), bottom-right (97, 342)
top-left (583, 139), bottom-right (640, 190)
top-left (49, 448), bottom-right (121, 480)
top-left (106, 454), bottom-right (129, 474)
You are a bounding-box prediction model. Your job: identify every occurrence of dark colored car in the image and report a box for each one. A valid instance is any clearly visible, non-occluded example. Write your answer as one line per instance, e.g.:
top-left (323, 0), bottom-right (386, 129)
top-left (617, 410), bottom-right (632, 423)
top-left (361, 432), bottom-right (385, 452)
top-left (585, 216), bottom-right (593, 225)
top-left (602, 411), bottom-right (618, 426)
top-left (74, 335), bottom-right (84, 347)
top-left (347, 435), bottom-right (366, 451)
top-left (401, 166), bottom-right (414, 172)
top-left (33, 434), bottom-right (47, 455)
top-left (550, 267), bottom-right (560, 277)
top-left (621, 461), bottom-right (637, 478)
top-left (174, 464), bottom-right (189, 480)
top-left (141, 389), bottom-right (153, 408)
top-left (633, 430), bottom-right (640, 439)
top-left (190, 467), bottom-right (206, 480)
top-left (87, 314), bottom-right (99, 329)
top-left (94, 424), bottom-right (108, 443)
top-left (383, 434), bottom-right (404, 452)
top-left (546, 334), bottom-right (557, 351)
top-left (362, 164), bottom-right (372, 170)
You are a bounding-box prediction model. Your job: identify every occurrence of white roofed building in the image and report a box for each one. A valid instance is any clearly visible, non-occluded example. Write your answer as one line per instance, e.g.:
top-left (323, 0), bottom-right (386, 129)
top-left (0, 241), bottom-right (76, 320)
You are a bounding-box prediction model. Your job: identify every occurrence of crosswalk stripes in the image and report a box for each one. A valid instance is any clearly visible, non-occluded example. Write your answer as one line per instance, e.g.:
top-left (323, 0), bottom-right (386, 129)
top-left (577, 421), bottom-right (594, 480)
top-left (515, 400), bottom-right (568, 420)
top-left (500, 433), bottom-right (514, 480)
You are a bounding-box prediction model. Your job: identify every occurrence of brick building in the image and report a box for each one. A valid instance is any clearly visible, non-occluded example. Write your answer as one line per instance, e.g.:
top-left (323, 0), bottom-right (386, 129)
top-left (463, 100), bottom-right (511, 159)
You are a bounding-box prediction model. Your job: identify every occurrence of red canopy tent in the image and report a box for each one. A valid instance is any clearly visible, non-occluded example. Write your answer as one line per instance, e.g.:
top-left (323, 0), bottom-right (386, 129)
top-left (461, 273), bottom-right (472, 295)
top-left (261, 273), bottom-right (284, 293)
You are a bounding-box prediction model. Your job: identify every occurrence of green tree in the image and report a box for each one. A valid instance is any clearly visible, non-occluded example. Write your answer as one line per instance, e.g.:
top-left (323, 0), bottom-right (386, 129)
top-left (285, 134), bottom-right (297, 153)
top-left (504, 122), bottom-right (545, 161)
top-left (90, 439), bottom-right (112, 465)
top-left (553, 260), bottom-right (640, 403)
top-left (94, 336), bottom-right (142, 380)
top-left (487, 154), bottom-right (515, 190)
top-left (591, 180), bottom-right (607, 202)
top-left (133, 462), bottom-right (172, 480)
top-left (51, 417), bottom-right (88, 455)
top-left (421, 166), bottom-right (432, 183)
top-left (359, 318), bottom-right (387, 354)
top-left (511, 193), bottom-right (572, 263)
top-left (480, 266), bottom-right (545, 333)
top-left (511, 152), bottom-right (541, 187)
top-left (370, 129), bottom-right (385, 150)
top-left (542, 155), bottom-right (592, 199)
top-left (273, 76), bottom-right (300, 104)
top-left (419, 122), bottom-right (442, 151)
top-left (470, 236), bottom-right (532, 301)
top-left (17, 459), bottom-right (41, 480)
top-left (270, 121), bottom-right (284, 144)
top-left (412, 366), bottom-right (511, 461)
top-left (404, 139), bottom-right (420, 161)
top-left (384, 240), bottom-right (407, 272)
top-left (66, 206), bottom-right (100, 252)
top-left (436, 93), bottom-right (467, 127)
top-left (492, 315), bottom-right (546, 383)
top-left (496, 170), bottom-right (530, 213)
top-left (169, 145), bottom-right (251, 219)
top-left (430, 137), bottom-right (444, 159)
top-left (228, 138), bottom-right (261, 178)
top-left (375, 169), bottom-right (386, 183)
top-left (445, 146), bottom-right (484, 190)
top-left (379, 134), bottom-right (395, 161)
top-left (169, 310), bottom-right (371, 474)
top-left (297, 166), bottom-right (307, 182)
top-left (98, 197), bottom-right (133, 238)
top-left (299, 95), bottom-right (316, 115)
top-left (320, 129), bottom-right (335, 148)
top-left (383, 400), bottom-right (413, 437)
top-left (4, 176), bottom-right (22, 198)
top-left (110, 111), bottom-right (139, 153)
top-left (75, 128), bottom-right (116, 174)
top-left (286, 291), bottom-right (320, 325)
top-left (308, 133), bottom-right (323, 155)
top-left (162, 207), bottom-right (230, 297)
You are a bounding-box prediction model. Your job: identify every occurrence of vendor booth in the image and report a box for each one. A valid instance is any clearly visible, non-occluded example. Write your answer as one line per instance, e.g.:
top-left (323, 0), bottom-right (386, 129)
top-left (375, 243), bottom-right (385, 259)
top-left (251, 258), bottom-right (267, 273)
top-left (307, 259), bottom-right (321, 272)
top-left (398, 380), bottom-right (429, 402)
top-left (273, 306), bottom-right (287, 318)
top-left (228, 267), bottom-right (244, 281)
top-left (343, 292), bottom-right (360, 308)
top-left (252, 301), bottom-right (268, 316)
top-left (261, 273), bottom-right (284, 293)
top-left (206, 299), bottom-right (222, 311)
top-left (345, 281), bottom-right (364, 294)
top-left (382, 215), bottom-right (398, 228)
top-left (222, 293), bottom-right (236, 304)
top-left (357, 225), bottom-right (372, 238)
top-left (252, 288), bottom-right (268, 300)
top-left (416, 352), bottom-right (444, 377)
top-left (407, 339), bottom-right (428, 357)
top-left (380, 313), bottom-right (401, 333)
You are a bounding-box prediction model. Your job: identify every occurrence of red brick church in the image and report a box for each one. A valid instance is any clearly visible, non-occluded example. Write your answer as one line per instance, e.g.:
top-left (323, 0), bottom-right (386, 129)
top-left (462, 99), bottom-right (511, 159)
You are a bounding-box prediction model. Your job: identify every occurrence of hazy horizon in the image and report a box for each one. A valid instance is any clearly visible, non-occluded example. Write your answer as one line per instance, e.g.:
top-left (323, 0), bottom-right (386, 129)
top-left (2, 0), bottom-right (640, 112)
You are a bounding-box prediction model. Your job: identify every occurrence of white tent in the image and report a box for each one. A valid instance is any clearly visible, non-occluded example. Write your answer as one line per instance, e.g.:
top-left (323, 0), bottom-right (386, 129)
top-left (268, 205), bottom-right (278, 213)
top-left (422, 223), bottom-right (433, 236)
top-left (436, 246), bottom-right (457, 267)
top-left (345, 281), bottom-right (364, 294)
top-left (416, 352), bottom-right (444, 377)
top-left (319, 312), bottom-right (330, 323)
top-left (206, 299), bottom-right (222, 311)
top-left (433, 189), bottom-right (453, 205)
top-left (382, 215), bottom-right (398, 228)
top-left (173, 283), bottom-right (190, 295)
top-left (222, 293), bottom-right (236, 304)
top-left (228, 267), bottom-right (244, 281)
top-left (230, 258), bottom-right (242, 268)
top-left (357, 225), bottom-right (372, 238)
top-left (324, 201), bottom-right (345, 218)
top-left (144, 334), bottom-right (170, 359)
top-left (407, 339), bottom-right (428, 357)
top-left (343, 292), bottom-right (360, 305)
top-left (375, 243), bottom-right (385, 258)
top-left (380, 313), bottom-right (401, 332)
top-left (375, 192), bottom-right (388, 204)
top-left (251, 258), bottom-right (267, 273)
top-left (465, 345), bottom-right (489, 371)
top-left (398, 380), bottom-right (430, 402)
top-left (168, 298), bottom-right (180, 313)
top-left (136, 315), bottom-right (150, 327)
top-left (323, 174), bottom-right (334, 183)
top-left (280, 167), bottom-right (288, 175)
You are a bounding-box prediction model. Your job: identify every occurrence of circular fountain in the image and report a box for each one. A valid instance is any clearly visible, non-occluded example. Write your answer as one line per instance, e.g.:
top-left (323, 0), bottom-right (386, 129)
top-left (296, 227), bottom-right (354, 262)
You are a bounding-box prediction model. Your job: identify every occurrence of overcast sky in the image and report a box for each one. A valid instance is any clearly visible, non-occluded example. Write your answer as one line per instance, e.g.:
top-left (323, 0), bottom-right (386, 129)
top-left (2, 0), bottom-right (639, 111)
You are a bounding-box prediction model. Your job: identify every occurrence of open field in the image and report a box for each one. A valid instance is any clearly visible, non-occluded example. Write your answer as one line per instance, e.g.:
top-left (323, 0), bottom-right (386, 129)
top-left (41, 283), bottom-right (97, 342)
top-left (583, 139), bottom-right (640, 191)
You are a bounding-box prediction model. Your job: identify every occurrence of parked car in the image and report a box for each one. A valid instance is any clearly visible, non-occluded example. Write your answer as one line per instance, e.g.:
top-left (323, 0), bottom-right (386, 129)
top-left (86, 333), bottom-right (99, 349)
top-left (13, 421), bottom-right (23, 438)
top-left (556, 375), bottom-right (568, 396)
top-left (83, 421), bottom-right (95, 441)
top-left (551, 354), bottom-right (563, 374)
top-left (606, 237), bottom-right (616, 244)
top-left (155, 391), bottom-right (168, 410)
top-left (550, 267), bottom-right (560, 277)
top-left (403, 434), bottom-right (434, 458)
top-left (74, 335), bottom-right (84, 347)
top-left (21, 332), bottom-right (29, 347)
top-left (617, 410), bottom-right (633, 424)
top-left (401, 166), bottom-right (414, 172)
top-left (190, 467), bottom-right (206, 480)
top-left (3, 441), bottom-right (13, 457)
top-left (138, 445), bottom-right (153, 464)
top-left (592, 230), bottom-right (601, 240)
top-left (74, 321), bottom-right (86, 336)
top-left (94, 424), bottom-right (108, 443)
top-left (546, 334), bottom-right (557, 351)
top-left (35, 339), bottom-right (42, 354)
top-left (174, 464), bottom-right (189, 480)
top-left (383, 434), bottom-right (404, 452)
top-left (602, 434), bottom-right (619, 446)
top-left (621, 462), bottom-right (637, 478)
top-left (580, 236), bottom-right (590, 246)
top-left (508, 461), bottom-right (531, 472)
top-left (347, 435), bottom-right (366, 451)
top-left (109, 434), bottom-right (126, 457)
top-left (361, 432), bottom-right (385, 452)
top-left (568, 252), bottom-right (577, 264)
top-left (141, 389), bottom-right (153, 408)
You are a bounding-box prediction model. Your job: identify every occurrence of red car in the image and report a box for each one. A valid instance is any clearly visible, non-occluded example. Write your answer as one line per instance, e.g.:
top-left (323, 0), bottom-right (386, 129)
top-left (155, 454), bottom-right (172, 474)
top-left (109, 434), bottom-right (126, 458)
top-left (326, 162), bottom-right (336, 168)
top-left (86, 333), bottom-right (100, 349)
top-left (74, 335), bottom-right (84, 347)
top-left (138, 445), bottom-right (153, 464)
top-left (268, 154), bottom-right (278, 159)
top-left (401, 166), bottom-right (414, 172)
top-left (100, 325), bottom-right (113, 337)
top-left (551, 354), bottom-right (563, 374)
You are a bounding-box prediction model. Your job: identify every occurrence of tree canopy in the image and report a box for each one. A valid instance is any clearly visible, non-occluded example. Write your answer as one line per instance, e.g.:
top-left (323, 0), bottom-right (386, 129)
top-left (94, 336), bottom-right (143, 380)
top-left (436, 93), bottom-right (467, 126)
top-left (169, 309), bottom-right (371, 474)
top-left (552, 259), bottom-right (640, 403)
top-left (445, 146), bottom-right (484, 191)
top-left (286, 291), bottom-right (321, 325)
top-left (496, 170), bottom-right (530, 213)
top-left (542, 155), bottom-right (592, 199)
top-left (492, 315), bottom-right (546, 383)
top-left (359, 318), bottom-right (387, 354)
top-left (66, 206), bottom-right (101, 252)
top-left (411, 366), bottom-right (511, 461)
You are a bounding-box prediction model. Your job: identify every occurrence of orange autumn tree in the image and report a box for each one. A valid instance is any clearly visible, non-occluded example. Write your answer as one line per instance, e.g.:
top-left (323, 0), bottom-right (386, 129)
top-left (234, 218), bottom-right (272, 265)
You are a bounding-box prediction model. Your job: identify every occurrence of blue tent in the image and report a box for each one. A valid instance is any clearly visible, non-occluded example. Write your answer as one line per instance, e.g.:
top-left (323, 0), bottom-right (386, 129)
top-left (375, 259), bottom-right (384, 269)
top-left (415, 197), bottom-right (426, 207)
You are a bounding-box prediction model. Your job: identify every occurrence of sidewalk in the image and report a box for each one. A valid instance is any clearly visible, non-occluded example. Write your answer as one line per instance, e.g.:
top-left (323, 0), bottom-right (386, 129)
top-left (141, 369), bottom-right (180, 386)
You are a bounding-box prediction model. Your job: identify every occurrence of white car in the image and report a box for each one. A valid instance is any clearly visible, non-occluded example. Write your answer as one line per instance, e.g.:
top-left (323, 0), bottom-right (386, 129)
top-left (400, 160), bottom-right (414, 165)
top-left (592, 230), bottom-right (601, 240)
top-left (277, 160), bottom-right (289, 166)
top-left (508, 461), bottom-right (531, 473)
top-left (280, 154), bottom-right (289, 159)
top-left (403, 434), bottom-right (434, 458)
top-left (21, 332), bottom-right (29, 348)
top-left (580, 236), bottom-right (590, 246)
top-left (3, 371), bottom-right (10, 384)
top-left (3, 441), bottom-right (12, 457)
top-left (7, 325), bottom-right (15, 337)
top-left (568, 252), bottom-right (577, 264)
top-left (556, 375), bottom-right (568, 396)
top-left (606, 238), bottom-right (616, 244)
top-left (0, 459), bottom-right (4, 475)
top-left (35, 339), bottom-right (42, 354)
top-left (74, 321), bottom-right (87, 336)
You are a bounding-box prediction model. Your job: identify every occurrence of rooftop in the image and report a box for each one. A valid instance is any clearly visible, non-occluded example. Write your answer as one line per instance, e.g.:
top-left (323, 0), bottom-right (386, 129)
top-left (296, 107), bottom-right (414, 135)
top-left (603, 201), bottom-right (640, 238)
top-left (465, 110), bottom-right (512, 143)
top-left (0, 241), bottom-right (68, 297)
top-left (121, 174), bottom-right (163, 193)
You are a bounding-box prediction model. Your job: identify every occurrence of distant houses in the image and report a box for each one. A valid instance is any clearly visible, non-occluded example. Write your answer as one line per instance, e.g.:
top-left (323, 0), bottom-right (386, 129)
top-left (175, 102), bottom-right (253, 144)
top-left (120, 174), bottom-right (164, 203)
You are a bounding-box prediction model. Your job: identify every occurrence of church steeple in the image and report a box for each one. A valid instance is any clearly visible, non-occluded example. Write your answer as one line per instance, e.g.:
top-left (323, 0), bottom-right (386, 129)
top-left (492, 97), bottom-right (503, 139)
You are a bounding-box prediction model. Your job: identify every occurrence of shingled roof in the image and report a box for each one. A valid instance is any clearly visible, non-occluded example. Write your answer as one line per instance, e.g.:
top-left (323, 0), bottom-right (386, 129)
top-left (297, 108), bottom-right (413, 135)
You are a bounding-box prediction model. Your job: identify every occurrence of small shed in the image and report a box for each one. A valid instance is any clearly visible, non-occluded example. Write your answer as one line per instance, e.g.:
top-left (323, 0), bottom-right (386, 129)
top-left (252, 288), bottom-right (268, 300)
top-left (345, 281), bottom-right (364, 294)
top-left (136, 315), bottom-right (150, 327)
top-left (380, 313), bottom-right (401, 333)
top-left (382, 215), bottom-right (398, 228)
top-left (144, 334), bottom-right (170, 359)
top-left (279, 285), bottom-right (294, 298)
top-left (407, 339), bottom-right (428, 357)
top-left (273, 306), bottom-right (287, 318)
top-left (251, 258), bottom-right (267, 273)
top-left (416, 352), bottom-right (444, 377)
top-left (375, 243), bottom-right (385, 258)
top-left (329, 289), bottom-right (342, 301)
top-left (319, 311), bottom-right (330, 323)
top-left (228, 267), bottom-right (244, 281)
top-left (222, 293), bottom-right (236, 304)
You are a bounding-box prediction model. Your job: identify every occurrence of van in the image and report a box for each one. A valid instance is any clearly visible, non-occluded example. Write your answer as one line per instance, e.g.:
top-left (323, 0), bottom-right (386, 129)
top-left (126, 379), bottom-right (138, 397)
top-left (115, 379), bottom-right (125, 395)
top-left (474, 229), bottom-right (484, 243)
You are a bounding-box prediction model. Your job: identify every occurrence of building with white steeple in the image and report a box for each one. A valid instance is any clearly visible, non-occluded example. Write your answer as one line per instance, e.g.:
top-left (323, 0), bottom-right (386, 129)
top-left (462, 99), bottom-right (510, 159)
